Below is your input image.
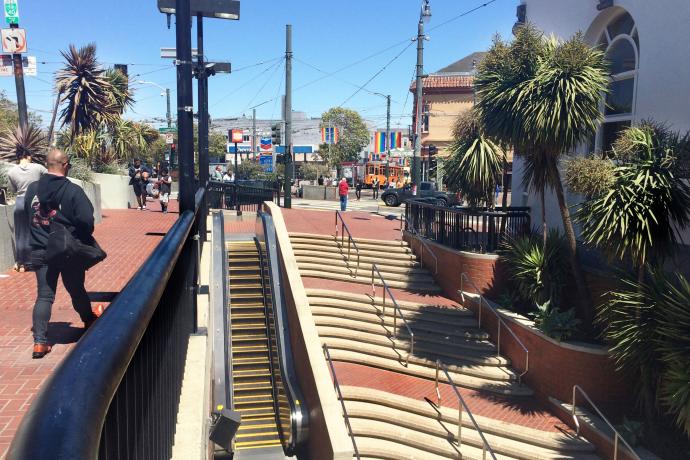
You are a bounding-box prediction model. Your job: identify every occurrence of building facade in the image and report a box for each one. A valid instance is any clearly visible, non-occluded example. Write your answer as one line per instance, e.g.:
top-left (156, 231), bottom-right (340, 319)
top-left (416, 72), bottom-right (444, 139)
top-left (513, 0), bottom-right (690, 238)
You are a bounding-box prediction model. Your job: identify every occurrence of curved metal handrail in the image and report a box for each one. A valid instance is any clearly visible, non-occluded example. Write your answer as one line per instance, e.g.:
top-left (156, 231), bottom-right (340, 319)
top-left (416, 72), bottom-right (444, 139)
top-left (323, 344), bottom-right (361, 460)
top-left (572, 385), bottom-right (641, 460)
top-left (401, 215), bottom-right (438, 275)
top-left (459, 272), bottom-right (529, 382)
top-left (335, 211), bottom-right (361, 278)
top-left (371, 263), bottom-right (414, 366)
top-left (435, 360), bottom-right (497, 460)
top-left (257, 212), bottom-right (309, 454)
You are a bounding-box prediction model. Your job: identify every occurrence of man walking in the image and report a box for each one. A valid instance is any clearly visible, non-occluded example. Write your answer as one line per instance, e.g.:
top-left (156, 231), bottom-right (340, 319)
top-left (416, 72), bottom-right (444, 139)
top-left (25, 149), bottom-right (100, 359)
top-left (129, 158), bottom-right (150, 210)
top-left (372, 177), bottom-right (379, 200)
top-left (338, 177), bottom-right (349, 212)
top-left (7, 150), bottom-right (46, 272)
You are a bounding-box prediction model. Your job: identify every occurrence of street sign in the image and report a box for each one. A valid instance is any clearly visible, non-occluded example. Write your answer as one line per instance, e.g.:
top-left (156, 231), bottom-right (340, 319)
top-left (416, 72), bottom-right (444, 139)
top-left (160, 47), bottom-right (199, 59)
top-left (158, 126), bottom-right (177, 133)
top-left (4, 0), bottom-right (18, 25)
top-left (1, 27), bottom-right (25, 53)
top-left (230, 129), bottom-right (243, 143)
top-left (165, 133), bottom-right (174, 144)
top-left (0, 54), bottom-right (34, 76)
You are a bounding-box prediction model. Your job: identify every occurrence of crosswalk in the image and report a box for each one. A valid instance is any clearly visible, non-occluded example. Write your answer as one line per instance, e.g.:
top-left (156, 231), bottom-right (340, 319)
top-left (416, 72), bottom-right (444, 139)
top-left (290, 198), bottom-right (404, 217)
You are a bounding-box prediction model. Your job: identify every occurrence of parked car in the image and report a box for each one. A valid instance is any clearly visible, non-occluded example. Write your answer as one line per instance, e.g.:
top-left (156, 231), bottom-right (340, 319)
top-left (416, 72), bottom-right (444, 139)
top-left (380, 181), bottom-right (454, 207)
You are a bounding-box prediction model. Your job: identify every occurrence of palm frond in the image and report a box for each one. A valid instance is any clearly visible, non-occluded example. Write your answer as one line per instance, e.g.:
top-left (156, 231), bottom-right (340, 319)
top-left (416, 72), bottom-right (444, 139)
top-left (0, 124), bottom-right (48, 164)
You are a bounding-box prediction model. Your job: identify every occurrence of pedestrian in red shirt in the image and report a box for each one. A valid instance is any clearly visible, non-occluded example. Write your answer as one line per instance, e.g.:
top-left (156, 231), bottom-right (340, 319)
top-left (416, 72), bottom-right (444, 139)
top-left (338, 178), bottom-right (349, 211)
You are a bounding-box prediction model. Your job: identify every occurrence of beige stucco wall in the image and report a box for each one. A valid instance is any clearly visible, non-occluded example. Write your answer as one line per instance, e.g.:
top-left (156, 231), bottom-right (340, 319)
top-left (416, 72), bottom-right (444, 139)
top-left (422, 93), bottom-right (473, 156)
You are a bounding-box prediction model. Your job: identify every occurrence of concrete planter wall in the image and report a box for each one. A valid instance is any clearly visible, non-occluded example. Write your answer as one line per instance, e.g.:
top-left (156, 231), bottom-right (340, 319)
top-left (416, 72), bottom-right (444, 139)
top-left (67, 178), bottom-right (102, 224)
top-left (404, 231), bottom-right (633, 415)
top-left (301, 185), bottom-right (339, 201)
top-left (0, 204), bottom-right (15, 272)
top-left (91, 173), bottom-right (135, 210)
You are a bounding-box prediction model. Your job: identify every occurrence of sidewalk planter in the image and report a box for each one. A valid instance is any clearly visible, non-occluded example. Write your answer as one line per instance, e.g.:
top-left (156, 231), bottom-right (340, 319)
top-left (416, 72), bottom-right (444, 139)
top-left (68, 178), bottom-right (102, 224)
top-left (92, 173), bottom-right (133, 210)
top-left (301, 185), bottom-right (339, 201)
top-left (404, 231), bottom-right (633, 415)
top-left (0, 204), bottom-right (15, 272)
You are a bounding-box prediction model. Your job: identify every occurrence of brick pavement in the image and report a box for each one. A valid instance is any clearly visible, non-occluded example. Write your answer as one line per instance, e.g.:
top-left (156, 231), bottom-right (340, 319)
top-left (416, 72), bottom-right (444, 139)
top-left (283, 207), bottom-right (573, 435)
top-left (0, 200), bottom-right (178, 458)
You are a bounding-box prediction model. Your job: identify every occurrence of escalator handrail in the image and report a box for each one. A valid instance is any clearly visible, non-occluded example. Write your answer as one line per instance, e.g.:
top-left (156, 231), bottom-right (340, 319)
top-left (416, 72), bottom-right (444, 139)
top-left (258, 212), bottom-right (309, 454)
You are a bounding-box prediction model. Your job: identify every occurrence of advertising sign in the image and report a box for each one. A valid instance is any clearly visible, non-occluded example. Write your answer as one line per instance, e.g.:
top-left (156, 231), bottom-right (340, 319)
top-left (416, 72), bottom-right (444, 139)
top-left (230, 129), bottom-right (243, 143)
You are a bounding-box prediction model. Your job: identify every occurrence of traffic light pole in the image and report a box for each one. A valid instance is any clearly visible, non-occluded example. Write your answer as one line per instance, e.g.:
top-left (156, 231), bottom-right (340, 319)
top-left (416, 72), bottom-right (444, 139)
top-left (385, 94), bottom-right (391, 183)
top-left (10, 23), bottom-right (27, 132)
top-left (197, 13), bottom-right (209, 241)
top-left (175, 0), bottom-right (195, 214)
top-left (283, 24), bottom-right (293, 209)
top-left (412, 17), bottom-right (425, 186)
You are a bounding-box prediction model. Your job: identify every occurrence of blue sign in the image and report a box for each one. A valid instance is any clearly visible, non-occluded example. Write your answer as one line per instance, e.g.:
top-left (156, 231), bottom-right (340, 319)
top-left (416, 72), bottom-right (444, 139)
top-left (259, 155), bottom-right (273, 173)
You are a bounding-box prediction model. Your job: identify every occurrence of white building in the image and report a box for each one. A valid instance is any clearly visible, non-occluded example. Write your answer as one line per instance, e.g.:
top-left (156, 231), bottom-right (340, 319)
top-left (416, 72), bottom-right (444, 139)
top-left (512, 0), bottom-right (690, 238)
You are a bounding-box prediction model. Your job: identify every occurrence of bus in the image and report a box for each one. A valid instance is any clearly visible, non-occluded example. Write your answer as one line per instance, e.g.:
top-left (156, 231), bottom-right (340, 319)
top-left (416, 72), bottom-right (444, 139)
top-left (363, 162), bottom-right (407, 188)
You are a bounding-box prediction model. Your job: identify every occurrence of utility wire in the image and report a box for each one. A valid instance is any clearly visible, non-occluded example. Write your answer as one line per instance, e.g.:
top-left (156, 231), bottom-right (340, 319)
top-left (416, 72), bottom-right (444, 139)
top-left (210, 58), bottom-right (284, 109)
top-left (428, 0), bottom-right (500, 33)
top-left (241, 59), bottom-right (284, 114)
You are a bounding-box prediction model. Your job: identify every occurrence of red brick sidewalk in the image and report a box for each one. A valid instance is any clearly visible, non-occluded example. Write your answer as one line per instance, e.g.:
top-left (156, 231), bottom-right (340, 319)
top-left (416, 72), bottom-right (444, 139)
top-left (0, 203), bottom-right (178, 458)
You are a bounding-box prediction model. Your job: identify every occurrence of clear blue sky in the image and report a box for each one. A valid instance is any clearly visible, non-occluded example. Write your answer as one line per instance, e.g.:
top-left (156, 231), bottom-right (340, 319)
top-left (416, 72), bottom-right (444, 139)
top-left (0, 0), bottom-right (516, 129)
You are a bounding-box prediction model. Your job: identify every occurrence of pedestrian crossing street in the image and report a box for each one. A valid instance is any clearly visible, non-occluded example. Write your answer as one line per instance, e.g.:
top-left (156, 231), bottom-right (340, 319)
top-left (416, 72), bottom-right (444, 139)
top-left (290, 198), bottom-right (405, 217)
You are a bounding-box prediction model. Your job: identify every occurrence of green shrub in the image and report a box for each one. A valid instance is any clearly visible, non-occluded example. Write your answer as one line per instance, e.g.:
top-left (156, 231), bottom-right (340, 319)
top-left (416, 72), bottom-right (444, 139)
top-left (68, 157), bottom-right (93, 183)
top-left (92, 161), bottom-right (125, 175)
top-left (530, 300), bottom-right (580, 341)
top-left (501, 229), bottom-right (570, 308)
top-left (300, 163), bottom-right (330, 181)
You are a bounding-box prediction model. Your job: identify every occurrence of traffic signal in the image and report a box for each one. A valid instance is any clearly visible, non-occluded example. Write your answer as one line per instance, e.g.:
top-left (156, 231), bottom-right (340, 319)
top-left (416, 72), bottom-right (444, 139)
top-left (275, 153), bottom-right (285, 164)
top-left (271, 123), bottom-right (282, 145)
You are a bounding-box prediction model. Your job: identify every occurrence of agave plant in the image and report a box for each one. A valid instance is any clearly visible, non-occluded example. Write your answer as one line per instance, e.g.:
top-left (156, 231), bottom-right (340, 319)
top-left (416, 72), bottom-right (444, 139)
top-left (0, 124), bottom-right (48, 164)
top-left (444, 110), bottom-right (505, 207)
top-left (56, 43), bottom-right (115, 138)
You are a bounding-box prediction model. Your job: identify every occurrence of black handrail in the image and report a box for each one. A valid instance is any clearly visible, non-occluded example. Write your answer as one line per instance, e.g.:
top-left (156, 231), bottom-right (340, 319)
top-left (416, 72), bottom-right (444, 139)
top-left (208, 180), bottom-right (281, 212)
top-left (404, 200), bottom-right (530, 253)
top-left (255, 212), bottom-right (309, 455)
top-left (9, 188), bottom-right (206, 460)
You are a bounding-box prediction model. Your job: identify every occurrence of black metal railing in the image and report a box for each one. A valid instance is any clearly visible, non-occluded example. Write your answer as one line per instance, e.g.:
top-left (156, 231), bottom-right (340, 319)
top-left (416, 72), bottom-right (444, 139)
top-left (255, 212), bottom-right (309, 455)
top-left (9, 188), bottom-right (206, 460)
top-left (404, 201), bottom-right (530, 253)
top-left (208, 180), bottom-right (281, 212)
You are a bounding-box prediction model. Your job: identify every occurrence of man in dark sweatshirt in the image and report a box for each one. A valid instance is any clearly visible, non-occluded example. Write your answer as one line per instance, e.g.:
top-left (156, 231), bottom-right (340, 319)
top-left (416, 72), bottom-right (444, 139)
top-left (24, 149), bottom-right (98, 358)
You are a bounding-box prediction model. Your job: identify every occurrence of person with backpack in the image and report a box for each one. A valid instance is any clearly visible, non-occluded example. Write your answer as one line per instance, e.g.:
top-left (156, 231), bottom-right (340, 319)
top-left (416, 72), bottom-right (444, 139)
top-left (25, 149), bottom-right (103, 359)
top-left (129, 158), bottom-right (150, 210)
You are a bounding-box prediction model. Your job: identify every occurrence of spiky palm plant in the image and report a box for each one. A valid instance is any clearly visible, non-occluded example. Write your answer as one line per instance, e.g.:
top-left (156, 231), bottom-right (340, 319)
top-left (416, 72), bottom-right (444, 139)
top-left (0, 124), bottom-right (48, 164)
top-left (56, 43), bottom-right (115, 138)
top-left (444, 110), bottom-right (505, 207)
top-left (104, 68), bottom-right (134, 116)
top-left (577, 123), bottom-right (690, 283)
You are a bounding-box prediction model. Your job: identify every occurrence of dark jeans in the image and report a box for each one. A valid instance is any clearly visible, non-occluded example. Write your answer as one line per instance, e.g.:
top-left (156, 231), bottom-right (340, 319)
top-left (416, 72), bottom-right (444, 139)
top-left (13, 195), bottom-right (31, 266)
top-left (32, 258), bottom-right (95, 344)
top-left (373, 187), bottom-right (379, 199)
top-left (132, 181), bottom-right (146, 197)
top-left (339, 195), bottom-right (347, 211)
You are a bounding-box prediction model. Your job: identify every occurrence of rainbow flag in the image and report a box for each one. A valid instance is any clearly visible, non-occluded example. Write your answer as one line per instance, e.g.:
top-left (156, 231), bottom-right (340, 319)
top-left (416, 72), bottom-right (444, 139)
top-left (374, 131), bottom-right (386, 154)
top-left (321, 127), bottom-right (339, 144)
top-left (390, 132), bottom-right (402, 150)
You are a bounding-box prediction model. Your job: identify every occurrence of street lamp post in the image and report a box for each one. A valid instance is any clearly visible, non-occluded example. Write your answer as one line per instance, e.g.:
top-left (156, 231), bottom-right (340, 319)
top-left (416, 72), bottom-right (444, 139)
top-left (413, 0), bottom-right (431, 186)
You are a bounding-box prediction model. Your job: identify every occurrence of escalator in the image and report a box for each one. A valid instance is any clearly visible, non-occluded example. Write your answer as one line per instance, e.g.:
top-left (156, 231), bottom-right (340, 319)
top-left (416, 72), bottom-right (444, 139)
top-left (211, 211), bottom-right (308, 459)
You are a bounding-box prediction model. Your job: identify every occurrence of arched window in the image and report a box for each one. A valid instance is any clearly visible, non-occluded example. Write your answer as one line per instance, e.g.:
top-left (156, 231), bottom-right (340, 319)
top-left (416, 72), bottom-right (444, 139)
top-left (597, 11), bottom-right (639, 153)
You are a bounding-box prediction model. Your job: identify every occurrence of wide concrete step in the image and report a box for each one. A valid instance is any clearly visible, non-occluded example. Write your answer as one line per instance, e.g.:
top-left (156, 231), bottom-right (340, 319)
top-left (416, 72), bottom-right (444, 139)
top-left (296, 261), bottom-right (435, 283)
top-left (289, 232), bottom-right (409, 248)
top-left (307, 289), bottom-right (471, 315)
top-left (293, 249), bottom-right (420, 268)
top-left (313, 315), bottom-right (493, 348)
top-left (290, 237), bottom-right (413, 254)
top-left (311, 307), bottom-right (489, 341)
top-left (296, 256), bottom-right (427, 275)
top-left (341, 386), bottom-right (597, 459)
top-left (300, 269), bottom-right (441, 293)
top-left (317, 326), bottom-right (508, 367)
top-left (327, 348), bottom-right (532, 396)
top-left (322, 336), bottom-right (517, 382)
top-left (291, 243), bottom-right (416, 261)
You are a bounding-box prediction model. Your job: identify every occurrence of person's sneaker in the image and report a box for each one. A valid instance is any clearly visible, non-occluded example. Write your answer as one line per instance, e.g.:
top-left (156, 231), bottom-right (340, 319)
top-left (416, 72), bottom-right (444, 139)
top-left (143, 205), bottom-right (147, 210)
top-left (138, 206), bottom-right (143, 210)
top-left (32, 343), bottom-right (52, 359)
top-left (84, 304), bottom-right (105, 329)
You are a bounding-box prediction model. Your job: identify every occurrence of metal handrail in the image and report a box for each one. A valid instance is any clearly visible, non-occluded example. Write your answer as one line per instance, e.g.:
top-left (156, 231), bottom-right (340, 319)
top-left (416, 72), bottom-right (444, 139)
top-left (572, 385), bottom-right (641, 460)
top-left (335, 211), bottom-right (361, 278)
top-left (400, 215), bottom-right (438, 275)
top-left (459, 272), bottom-right (529, 382)
top-left (435, 360), bottom-right (497, 460)
top-left (323, 344), bottom-right (360, 460)
top-left (371, 263), bottom-right (414, 366)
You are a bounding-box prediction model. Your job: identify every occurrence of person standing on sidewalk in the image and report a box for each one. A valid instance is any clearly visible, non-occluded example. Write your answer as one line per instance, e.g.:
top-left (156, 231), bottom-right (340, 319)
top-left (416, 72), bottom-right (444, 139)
top-left (158, 167), bottom-right (172, 213)
top-left (338, 177), bottom-right (349, 212)
top-left (25, 149), bottom-right (100, 359)
top-left (355, 180), bottom-right (362, 201)
top-left (372, 177), bottom-right (379, 200)
top-left (128, 158), bottom-right (150, 210)
top-left (7, 151), bottom-right (46, 272)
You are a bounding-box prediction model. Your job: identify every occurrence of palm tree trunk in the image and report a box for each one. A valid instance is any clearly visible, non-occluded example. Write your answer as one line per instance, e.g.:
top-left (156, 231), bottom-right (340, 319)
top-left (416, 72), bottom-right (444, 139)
top-left (552, 167), bottom-right (595, 330)
top-left (47, 89), bottom-right (62, 147)
top-left (500, 159), bottom-right (509, 236)
top-left (540, 187), bottom-right (547, 247)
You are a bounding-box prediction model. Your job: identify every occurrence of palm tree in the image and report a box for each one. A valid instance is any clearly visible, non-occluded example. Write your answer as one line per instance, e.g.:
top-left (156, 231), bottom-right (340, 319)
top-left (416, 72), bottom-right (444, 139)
top-left (0, 124), bottom-right (48, 164)
top-left (475, 27), bottom-right (609, 327)
top-left (576, 123), bottom-right (690, 284)
top-left (55, 43), bottom-right (115, 138)
top-left (444, 109), bottom-right (505, 207)
top-left (104, 68), bottom-right (134, 116)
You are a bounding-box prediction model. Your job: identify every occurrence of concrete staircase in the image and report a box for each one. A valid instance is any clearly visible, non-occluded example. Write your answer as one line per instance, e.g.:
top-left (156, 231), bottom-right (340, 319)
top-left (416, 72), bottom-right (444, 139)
top-left (289, 232), bottom-right (441, 293)
top-left (308, 288), bottom-right (531, 397)
top-left (343, 386), bottom-right (599, 460)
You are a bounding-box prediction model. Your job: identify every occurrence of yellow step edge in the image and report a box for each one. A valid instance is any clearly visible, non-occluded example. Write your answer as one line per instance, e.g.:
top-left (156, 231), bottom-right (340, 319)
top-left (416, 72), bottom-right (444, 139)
top-left (235, 431), bottom-right (279, 439)
top-left (235, 440), bottom-right (282, 449)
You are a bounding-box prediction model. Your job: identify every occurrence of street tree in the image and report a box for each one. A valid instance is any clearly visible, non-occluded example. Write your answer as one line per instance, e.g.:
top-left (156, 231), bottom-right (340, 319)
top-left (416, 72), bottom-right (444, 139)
top-left (318, 107), bottom-right (369, 175)
top-left (475, 26), bottom-right (609, 328)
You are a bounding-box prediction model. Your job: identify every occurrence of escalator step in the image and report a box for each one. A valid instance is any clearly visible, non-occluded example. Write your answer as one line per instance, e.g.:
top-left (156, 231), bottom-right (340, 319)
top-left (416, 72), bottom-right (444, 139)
top-left (233, 380), bottom-right (272, 390)
top-left (232, 322), bottom-right (266, 330)
top-left (236, 407), bottom-right (276, 418)
top-left (232, 333), bottom-right (268, 341)
top-left (233, 357), bottom-right (270, 365)
top-left (233, 368), bottom-right (271, 377)
top-left (234, 438), bottom-right (281, 450)
top-left (235, 397), bottom-right (275, 408)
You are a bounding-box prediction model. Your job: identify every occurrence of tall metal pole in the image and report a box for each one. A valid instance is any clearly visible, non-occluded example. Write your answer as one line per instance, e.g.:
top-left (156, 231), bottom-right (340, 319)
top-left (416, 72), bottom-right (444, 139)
top-left (385, 94), bottom-right (391, 183)
top-left (10, 23), bottom-right (27, 132)
top-left (176, 0), bottom-right (194, 213)
top-left (284, 24), bottom-right (293, 208)
top-left (196, 14), bottom-right (209, 240)
top-left (252, 108), bottom-right (257, 161)
top-left (413, 18), bottom-right (425, 186)
top-left (166, 88), bottom-right (172, 128)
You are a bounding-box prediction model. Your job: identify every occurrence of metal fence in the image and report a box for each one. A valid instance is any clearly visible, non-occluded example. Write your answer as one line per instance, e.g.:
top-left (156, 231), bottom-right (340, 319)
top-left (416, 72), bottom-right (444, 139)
top-left (404, 201), bottom-right (531, 253)
top-left (9, 188), bottom-right (206, 460)
top-left (208, 180), bottom-right (281, 212)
